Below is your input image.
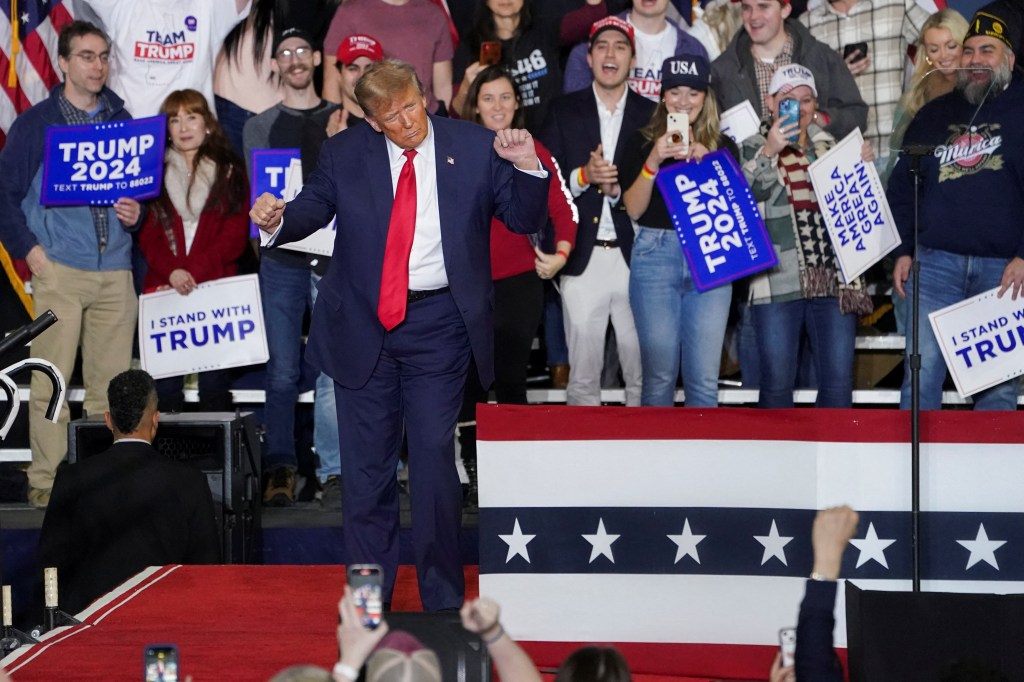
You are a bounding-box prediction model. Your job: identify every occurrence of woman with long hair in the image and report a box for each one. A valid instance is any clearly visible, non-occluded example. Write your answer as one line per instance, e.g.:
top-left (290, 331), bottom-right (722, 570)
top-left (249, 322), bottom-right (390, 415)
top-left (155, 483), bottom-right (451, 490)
top-left (620, 55), bottom-right (738, 408)
top-left (885, 8), bottom-right (968, 180)
top-left (458, 65), bottom-right (577, 404)
top-left (139, 89), bottom-right (251, 412)
top-left (451, 0), bottom-right (562, 132)
top-left (739, 65), bottom-right (874, 409)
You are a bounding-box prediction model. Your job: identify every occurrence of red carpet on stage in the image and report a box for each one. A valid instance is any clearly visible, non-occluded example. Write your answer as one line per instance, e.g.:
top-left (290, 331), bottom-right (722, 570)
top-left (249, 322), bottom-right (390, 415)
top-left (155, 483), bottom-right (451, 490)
top-left (2, 565), bottom-right (738, 681)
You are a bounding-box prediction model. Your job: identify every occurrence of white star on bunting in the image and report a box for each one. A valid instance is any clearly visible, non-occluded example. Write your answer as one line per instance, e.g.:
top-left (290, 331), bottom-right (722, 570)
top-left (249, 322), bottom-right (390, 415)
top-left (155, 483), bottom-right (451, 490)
top-left (957, 523), bottom-right (1006, 570)
top-left (850, 522), bottom-right (896, 569)
top-left (499, 518), bottom-right (536, 564)
top-left (668, 518), bottom-right (706, 564)
top-left (754, 519), bottom-right (793, 566)
top-left (583, 518), bottom-right (620, 564)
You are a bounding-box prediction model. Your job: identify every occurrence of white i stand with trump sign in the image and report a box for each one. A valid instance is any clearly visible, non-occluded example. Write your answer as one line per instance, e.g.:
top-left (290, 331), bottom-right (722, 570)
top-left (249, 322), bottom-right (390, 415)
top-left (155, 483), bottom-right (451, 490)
top-left (138, 274), bottom-right (270, 379)
top-left (929, 287), bottom-right (1024, 398)
top-left (807, 129), bottom-right (901, 283)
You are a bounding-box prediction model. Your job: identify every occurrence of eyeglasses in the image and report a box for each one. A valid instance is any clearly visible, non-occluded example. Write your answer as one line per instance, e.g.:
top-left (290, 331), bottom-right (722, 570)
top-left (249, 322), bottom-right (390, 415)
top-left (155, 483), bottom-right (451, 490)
top-left (70, 51), bottom-right (111, 65)
top-left (275, 47), bottom-right (312, 62)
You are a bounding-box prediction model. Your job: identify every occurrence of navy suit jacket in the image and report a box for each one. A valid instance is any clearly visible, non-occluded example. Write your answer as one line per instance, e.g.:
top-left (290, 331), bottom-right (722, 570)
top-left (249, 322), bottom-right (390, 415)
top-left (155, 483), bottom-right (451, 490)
top-left (274, 115), bottom-right (548, 389)
top-left (540, 87), bottom-right (655, 277)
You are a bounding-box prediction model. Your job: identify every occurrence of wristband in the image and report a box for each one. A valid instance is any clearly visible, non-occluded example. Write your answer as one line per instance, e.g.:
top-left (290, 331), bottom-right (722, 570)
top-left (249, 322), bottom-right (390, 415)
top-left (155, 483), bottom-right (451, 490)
top-left (641, 163), bottom-right (658, 179)
top-left (577, 166), bottom-right (589, 186)
top-left (556, 249), bottom-right (570, 260)
top-left (482, 623), bottom-right (506, 645)
top-left (333, 662), bottom-right (359, 681)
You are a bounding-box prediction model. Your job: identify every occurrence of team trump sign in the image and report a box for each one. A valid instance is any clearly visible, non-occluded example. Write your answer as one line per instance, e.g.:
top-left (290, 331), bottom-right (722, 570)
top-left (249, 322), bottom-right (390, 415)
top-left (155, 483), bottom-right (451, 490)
top-left (138, 275), bottom-right (269, 379)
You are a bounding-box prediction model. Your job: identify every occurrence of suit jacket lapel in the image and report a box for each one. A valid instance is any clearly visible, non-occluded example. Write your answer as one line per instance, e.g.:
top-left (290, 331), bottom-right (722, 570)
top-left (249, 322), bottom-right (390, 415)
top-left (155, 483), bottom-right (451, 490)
top-left (430, 117), bottom-right (459, 261)
top-left (365, 131), bottom-right (393, 241)
top-left (614, 92), bottom-right (646, 164)
top-left (581, 90), bottom-right (603, 157)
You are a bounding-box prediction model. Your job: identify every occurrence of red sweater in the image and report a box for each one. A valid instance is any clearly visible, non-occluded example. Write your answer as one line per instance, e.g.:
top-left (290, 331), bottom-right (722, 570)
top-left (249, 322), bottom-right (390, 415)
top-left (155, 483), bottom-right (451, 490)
top-left (139, 194), bottom-right (250, 293)
top-left (490, 141), bottom-right (578, 281)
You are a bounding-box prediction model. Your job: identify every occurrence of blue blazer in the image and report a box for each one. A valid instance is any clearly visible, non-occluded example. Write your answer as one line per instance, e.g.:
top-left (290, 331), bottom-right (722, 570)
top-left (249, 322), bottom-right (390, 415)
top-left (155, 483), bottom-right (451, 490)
top-left (540, 87), bottom-right (655, 277)
top-left (273, 115), bottom-right (549, 390)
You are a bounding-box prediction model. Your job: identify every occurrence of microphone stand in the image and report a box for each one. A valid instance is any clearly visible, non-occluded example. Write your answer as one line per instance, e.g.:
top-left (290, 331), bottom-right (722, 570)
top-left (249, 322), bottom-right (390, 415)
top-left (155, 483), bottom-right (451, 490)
top-left (897, 66), bottom-right (997, 593)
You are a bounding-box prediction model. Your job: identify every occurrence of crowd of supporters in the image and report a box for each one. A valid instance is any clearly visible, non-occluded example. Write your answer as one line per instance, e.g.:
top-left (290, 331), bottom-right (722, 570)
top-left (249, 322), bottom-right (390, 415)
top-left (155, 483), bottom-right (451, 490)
top-left (1, 0), bottom-right (1022, 510)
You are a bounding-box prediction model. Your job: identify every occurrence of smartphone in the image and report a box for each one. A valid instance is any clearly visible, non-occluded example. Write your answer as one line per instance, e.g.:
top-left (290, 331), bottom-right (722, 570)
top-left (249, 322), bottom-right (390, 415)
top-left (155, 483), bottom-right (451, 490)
top-left (666, 112), bottom-right (689, 152)
top-left (144, 644), bottom-right (179, 682)
top-left (480, 41), bottom-right (502, 66)
top-left (347, 564), bottom-right (383, 630)
top-left (843, 41), bottom-right (868, 63)
top-left (778, 98), bottom-right (800, 143)
top-left (779, 627), bottom-right (796, 668)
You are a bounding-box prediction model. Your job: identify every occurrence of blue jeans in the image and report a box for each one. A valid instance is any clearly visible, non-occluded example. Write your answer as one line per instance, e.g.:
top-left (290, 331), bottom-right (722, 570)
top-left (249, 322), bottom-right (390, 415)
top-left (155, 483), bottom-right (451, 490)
top-left (214, 95), bottom-right (255, 162)
top-left (543, 280), bottom-right (568, 366)
top-left (901, 247), bottom-right (1021, 410)
top-left (629, 227), bottom-right (732, 407)
top-left (311, 274), bottom-right (341, 481)
top-left (752, 297), bottom-right (857, 408)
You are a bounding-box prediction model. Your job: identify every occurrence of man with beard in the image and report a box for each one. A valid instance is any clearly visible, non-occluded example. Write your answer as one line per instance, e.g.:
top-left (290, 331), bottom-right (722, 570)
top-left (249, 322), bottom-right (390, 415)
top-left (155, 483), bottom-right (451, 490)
top-left (243, 27), bottom-right (343, 507)
top-left (888, 3), bottom-right (1024, 410)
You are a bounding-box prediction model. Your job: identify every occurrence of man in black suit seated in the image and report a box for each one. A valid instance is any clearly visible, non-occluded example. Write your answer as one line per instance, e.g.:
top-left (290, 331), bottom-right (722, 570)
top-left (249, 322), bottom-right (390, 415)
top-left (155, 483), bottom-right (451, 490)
top-left (36, 369), bottom-right (221, 615)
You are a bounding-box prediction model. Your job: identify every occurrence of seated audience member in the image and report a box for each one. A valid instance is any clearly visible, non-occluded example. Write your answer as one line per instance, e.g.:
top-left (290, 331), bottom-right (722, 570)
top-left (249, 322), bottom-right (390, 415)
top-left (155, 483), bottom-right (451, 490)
top-left (563, 0), bottom-right (709, 99)
top-left (711, 0), bottom-right (867, 140)
top-left (889, 2), bottom-right (1024, 411)
top-left (554, 646), bottom-right (632, 682)
top-left (739, 65), bottom-right (873, 408)
top-left (621, 55), bottom-right (737, 408)
top-left (799, 0), bottom-right (929, 168)
top-left (139, 89), bottom-right (251, 413)
top-left (884, 8), bottom-right (968, 181)
top-left (330, 588), bottom-right (541, 682)
top-left (36, 369), bottom-right (221, 616)
top-left (321, 0), bottom-right (455, 113)
top-left (452, 0), bottom-right (563, 133)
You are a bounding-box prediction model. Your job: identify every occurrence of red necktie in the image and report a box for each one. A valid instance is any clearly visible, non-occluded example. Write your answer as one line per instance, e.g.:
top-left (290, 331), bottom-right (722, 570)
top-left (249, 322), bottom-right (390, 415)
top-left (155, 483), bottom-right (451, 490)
top-left (378, 149), bottom-right (418, 330)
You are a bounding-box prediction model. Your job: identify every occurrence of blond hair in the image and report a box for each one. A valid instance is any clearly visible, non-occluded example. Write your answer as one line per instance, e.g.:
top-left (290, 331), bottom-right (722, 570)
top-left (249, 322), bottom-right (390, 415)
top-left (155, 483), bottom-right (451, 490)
top-left (639, 85), bottom-right (723, 152)
top-left (355, 59), bottom-right (425, 119)
top-left (899, 9), bottom-right (969, 117)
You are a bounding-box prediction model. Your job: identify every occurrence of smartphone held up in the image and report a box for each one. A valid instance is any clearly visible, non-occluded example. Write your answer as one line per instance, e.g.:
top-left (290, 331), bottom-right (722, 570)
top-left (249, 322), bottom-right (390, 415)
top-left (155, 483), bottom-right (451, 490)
top-left (347, 564), bottom-right (384, 630)
top-left (144, 644), bottom-right (179, 682)
top-left (778, 98), bottom-right (800, 143)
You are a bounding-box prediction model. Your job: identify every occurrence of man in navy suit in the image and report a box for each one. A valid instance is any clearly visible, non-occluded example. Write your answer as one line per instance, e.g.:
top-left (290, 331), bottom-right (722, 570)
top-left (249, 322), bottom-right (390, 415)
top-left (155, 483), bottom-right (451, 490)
top-left (541, 17), bottom-right (655, 407)
top-left (251, 59), bottom-right (548, 611)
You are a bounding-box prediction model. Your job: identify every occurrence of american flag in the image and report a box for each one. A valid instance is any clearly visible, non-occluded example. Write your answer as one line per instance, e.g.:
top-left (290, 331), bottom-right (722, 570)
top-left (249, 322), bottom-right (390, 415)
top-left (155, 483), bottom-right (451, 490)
top-left (0, 0), bottom-right (71, 312)
top-left (478, 406), bottom-right (1024, 679)
top-left (1, 0), bottom-right (74, 149)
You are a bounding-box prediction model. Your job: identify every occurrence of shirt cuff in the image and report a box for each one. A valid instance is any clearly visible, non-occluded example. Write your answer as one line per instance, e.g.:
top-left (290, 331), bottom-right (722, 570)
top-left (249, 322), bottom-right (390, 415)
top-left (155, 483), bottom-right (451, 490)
top-left (260, 224), bottom-right (281, 248)
top-left (514, 164), bottom-right (549, 179)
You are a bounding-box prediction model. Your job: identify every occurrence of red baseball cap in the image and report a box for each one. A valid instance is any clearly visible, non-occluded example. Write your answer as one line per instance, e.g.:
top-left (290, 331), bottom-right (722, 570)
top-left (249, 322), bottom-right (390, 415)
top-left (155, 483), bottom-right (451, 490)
top-left (589, 16), bottom-right (636, 51)
top-left (336, 34), bottom-right (384, 66)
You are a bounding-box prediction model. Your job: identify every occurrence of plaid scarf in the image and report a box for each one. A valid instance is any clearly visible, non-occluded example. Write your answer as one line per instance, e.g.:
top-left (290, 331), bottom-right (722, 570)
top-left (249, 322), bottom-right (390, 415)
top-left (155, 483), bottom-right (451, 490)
top-left (57, 90), bottom-right (114, 251)
top-left (776, 126), bottom-right (873, 316)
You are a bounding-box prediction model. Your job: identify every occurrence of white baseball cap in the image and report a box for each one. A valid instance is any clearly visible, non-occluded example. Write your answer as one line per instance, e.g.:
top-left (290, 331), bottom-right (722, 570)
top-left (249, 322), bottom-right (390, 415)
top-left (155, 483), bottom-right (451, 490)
top-left (769, 64), bottom-right (817, 97)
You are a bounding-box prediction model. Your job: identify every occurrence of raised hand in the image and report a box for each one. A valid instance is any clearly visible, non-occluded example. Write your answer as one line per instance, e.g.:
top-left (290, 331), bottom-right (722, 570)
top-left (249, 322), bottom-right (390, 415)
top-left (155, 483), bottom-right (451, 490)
top-left (250, 192), bottom-right (286, 234)
top-left (493, 128), bottom-right (541, 171)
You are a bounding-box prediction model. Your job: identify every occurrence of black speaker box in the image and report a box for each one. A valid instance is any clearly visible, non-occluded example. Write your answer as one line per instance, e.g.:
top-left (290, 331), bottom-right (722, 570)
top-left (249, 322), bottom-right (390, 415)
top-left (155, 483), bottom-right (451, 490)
top-left (359, 612), bottom-right (492, 682)
top-left (846, 582), bottom-right (1024, 681)
top-left (67, 412), bottom-right (262, 564)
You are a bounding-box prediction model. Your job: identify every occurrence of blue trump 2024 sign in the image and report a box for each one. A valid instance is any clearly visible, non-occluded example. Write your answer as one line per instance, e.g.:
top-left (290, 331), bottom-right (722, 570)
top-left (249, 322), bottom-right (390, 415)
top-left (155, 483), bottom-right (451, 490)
top-left (250, 148), bottom-right (300, 238)
top-left (42, 115), bottom-right (166, 206)
top-left (655, 150), bottom-right (776, 292)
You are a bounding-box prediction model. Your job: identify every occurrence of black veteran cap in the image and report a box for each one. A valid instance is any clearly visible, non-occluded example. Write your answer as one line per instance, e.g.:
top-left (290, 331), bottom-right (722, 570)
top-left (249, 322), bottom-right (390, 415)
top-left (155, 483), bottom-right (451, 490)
top-left (965, 2), bottom-right (1023, 51)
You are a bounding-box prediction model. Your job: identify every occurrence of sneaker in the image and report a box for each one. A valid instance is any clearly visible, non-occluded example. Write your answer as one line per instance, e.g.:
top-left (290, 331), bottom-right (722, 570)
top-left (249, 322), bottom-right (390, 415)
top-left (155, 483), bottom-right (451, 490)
top-left (263, 467), bottom-right (296, 507)
top-left (320, 476), bottom-right (341, 510)
top-left (28, 487), bottom-right (50, 509)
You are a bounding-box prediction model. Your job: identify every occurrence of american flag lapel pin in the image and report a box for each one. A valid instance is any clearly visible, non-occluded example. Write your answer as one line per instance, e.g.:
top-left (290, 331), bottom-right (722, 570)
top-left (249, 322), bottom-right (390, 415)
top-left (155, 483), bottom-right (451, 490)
top-left (447, 156), bottom-right (455, 165)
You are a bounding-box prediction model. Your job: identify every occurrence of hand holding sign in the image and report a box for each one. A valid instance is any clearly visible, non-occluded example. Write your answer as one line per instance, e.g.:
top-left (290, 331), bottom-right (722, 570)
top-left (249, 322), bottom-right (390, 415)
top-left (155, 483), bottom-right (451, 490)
top-left (250, 192), bottom-right (286, 234)
top-left (169, 269), bottom-right (197, 296)
top-left (998, 257), bottom-right (1024, 300)
top-left (113, 197), bottom-right (141, 227)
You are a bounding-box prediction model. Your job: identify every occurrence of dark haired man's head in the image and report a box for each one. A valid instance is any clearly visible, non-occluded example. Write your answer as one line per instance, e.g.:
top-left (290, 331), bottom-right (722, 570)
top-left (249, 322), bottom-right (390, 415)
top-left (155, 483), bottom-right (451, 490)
top-left (57, 20), bottom-right (110, 60)
top-left (105, 370), bottom-right (159, 440)
top-left (554, 646), bottom-right (632, 682)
